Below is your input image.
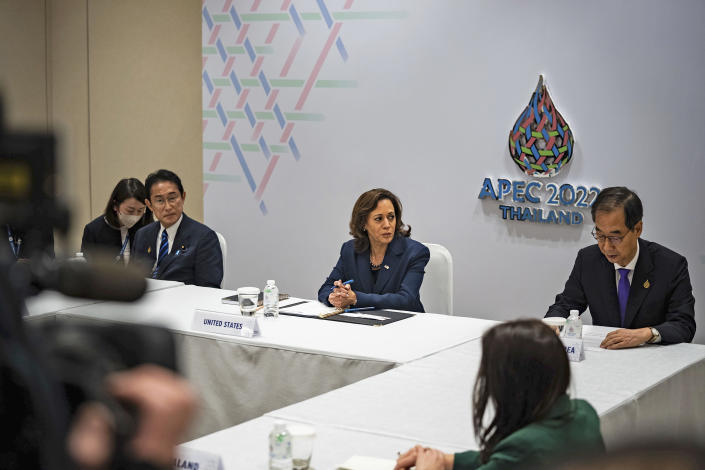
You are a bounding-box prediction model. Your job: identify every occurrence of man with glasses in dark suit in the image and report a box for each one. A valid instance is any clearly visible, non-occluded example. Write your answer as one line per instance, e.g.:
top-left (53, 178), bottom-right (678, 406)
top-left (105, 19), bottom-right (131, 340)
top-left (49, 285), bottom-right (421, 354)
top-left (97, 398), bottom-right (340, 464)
top-left (546, 187), bottom-right (695, 349)
top-left (132, 169), bottom-right (223, 288)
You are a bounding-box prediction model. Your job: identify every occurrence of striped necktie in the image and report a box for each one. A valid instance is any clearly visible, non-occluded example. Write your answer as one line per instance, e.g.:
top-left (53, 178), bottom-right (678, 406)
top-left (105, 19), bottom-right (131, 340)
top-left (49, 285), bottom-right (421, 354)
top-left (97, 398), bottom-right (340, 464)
top-left (152, 230), bottom-right (169, 278)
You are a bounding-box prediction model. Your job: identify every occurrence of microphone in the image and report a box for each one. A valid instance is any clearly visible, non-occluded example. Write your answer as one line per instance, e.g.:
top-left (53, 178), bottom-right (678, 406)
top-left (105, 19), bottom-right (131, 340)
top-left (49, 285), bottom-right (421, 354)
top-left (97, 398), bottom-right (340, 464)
top-left (32, 258), bottom-right (147, 302)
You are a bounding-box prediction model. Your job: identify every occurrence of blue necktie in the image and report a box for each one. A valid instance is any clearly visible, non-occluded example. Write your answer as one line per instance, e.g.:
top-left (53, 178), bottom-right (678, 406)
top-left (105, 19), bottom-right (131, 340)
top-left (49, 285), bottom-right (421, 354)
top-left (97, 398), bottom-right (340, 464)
top-left (617, 268), bottom-right (630, 327)
top-left (153, 230), bottom-right (169, 278)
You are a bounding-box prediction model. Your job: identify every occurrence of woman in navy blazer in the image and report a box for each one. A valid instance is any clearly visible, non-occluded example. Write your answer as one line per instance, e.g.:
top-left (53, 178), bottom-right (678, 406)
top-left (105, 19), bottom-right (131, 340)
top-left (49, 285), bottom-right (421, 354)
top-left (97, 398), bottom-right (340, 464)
top-left (318, 188), bottom-right (430, 312)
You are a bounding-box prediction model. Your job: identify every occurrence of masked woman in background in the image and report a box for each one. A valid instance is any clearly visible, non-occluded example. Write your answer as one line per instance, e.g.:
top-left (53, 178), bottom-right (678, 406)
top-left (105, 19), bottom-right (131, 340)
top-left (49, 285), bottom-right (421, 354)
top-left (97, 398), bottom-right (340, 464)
top-left (81, 178), bottom-right (151, 263)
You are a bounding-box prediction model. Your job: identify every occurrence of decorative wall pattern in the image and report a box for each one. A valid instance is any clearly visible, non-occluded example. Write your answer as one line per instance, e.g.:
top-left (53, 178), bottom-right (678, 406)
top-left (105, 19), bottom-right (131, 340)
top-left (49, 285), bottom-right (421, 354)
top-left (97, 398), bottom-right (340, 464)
top-left (202, 0), bottom-right (406, 214)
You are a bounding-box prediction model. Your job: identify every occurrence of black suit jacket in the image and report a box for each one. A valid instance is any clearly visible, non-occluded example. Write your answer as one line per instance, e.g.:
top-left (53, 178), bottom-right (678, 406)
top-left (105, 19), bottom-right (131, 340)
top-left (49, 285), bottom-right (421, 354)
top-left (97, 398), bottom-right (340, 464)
top-left (81, 216), bottom-right (143, 261)
top-left (546, 238), bottom-right (695, 344)
top-left (317, 236), bottom-right (430, 312)
top-left (131, 214), bottom-right (223, 288)
top-left (2, 225), bottom-right (55, 261)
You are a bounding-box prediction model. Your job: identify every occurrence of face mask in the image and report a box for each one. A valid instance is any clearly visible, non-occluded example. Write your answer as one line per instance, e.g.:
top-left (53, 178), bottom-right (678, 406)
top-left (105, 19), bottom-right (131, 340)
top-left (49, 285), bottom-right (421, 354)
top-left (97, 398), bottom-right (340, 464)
top-left (118, 213), bottom-right (142, 229)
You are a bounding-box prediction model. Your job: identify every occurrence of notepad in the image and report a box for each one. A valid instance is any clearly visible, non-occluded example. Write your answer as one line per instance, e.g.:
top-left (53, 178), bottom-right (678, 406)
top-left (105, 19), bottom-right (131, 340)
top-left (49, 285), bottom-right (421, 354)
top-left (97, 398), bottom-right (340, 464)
top-left (279, 300), bottom-right (339, 317)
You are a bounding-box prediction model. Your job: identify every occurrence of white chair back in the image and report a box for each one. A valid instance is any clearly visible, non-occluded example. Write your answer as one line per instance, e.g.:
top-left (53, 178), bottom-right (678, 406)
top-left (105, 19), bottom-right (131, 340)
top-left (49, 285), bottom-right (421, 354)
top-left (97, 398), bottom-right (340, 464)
top-left (216, 231), bottom-right (227, 288)
top-left (420, 243), bottom-right (453, 315)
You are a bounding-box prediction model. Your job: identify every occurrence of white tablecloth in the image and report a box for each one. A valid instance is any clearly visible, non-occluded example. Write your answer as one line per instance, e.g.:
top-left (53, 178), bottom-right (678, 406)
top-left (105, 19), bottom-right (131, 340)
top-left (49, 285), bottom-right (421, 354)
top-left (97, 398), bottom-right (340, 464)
top-left (56, 285), bottom-right (493, 362)
top-left (49, 284), bottom-right (494, 437)
top-left (24, 291), bottom-right (103, 319)
top-left (266, 325), bottom-right (705, 448)
top-left (27, 283), bottom-right (705, 449)
top-left (23, 278), bottom-right (184, 319)
top-left (183, 416), bottom-right (466, 470)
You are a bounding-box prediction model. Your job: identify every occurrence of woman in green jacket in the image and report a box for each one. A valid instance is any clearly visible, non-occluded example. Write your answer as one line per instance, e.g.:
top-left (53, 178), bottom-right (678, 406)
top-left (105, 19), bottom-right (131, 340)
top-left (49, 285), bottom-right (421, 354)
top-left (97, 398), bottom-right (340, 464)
top-left (395, 319), bottom-right (605, 470)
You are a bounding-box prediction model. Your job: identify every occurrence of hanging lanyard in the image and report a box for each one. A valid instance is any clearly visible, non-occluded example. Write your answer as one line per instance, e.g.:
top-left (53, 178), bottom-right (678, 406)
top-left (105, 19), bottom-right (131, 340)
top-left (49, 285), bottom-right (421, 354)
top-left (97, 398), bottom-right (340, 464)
top-left (7, 226), bottom-right (21, 259)
top-left (119, 234), bottom-right (129, 256)
top-left (115, 234), bottom-right (130, 262)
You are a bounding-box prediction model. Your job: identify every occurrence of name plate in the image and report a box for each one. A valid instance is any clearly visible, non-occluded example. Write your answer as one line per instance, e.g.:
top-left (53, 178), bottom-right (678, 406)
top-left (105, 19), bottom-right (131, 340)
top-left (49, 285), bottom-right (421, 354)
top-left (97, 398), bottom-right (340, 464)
top-left (192, 309), bottom-right (260, 338)
top-left (174, 446), bottom-right (223, 470)
top-left (562, 337), bottom-right (585, 362)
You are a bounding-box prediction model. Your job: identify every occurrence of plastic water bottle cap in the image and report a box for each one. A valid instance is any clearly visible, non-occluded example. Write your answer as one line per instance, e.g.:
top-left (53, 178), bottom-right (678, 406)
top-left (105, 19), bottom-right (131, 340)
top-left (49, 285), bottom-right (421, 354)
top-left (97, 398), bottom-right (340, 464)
top-left (267, 280), bottom-right (275, 285)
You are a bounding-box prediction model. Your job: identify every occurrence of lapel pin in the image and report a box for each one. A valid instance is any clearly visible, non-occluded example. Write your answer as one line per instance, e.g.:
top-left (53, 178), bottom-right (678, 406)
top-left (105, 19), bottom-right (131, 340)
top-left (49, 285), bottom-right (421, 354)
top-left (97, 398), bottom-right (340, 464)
top-left (147, 247), bottom-right (151, 254)
top-left (181, 245), bottom-right (185, 249)
top-left (643, 280), bottom-right (650, 289)
top-left (384, 265), bottom-right (389, 270)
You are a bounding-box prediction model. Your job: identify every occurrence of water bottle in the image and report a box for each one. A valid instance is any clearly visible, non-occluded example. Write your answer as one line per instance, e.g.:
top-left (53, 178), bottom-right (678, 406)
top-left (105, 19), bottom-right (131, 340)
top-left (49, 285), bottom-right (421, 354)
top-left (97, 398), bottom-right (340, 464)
top-left (263, 280), bottom-right (279, 317)
top-left (564, 309), bottom-right (583, 338)
top-left (269, 421), bottom-right (292, 470)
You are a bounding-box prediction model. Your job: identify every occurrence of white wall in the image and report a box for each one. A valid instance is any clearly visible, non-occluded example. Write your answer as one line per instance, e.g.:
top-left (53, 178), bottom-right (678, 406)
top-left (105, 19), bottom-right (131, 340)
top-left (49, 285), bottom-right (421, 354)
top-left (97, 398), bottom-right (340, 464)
top-left (203, 0), bottom-right (705, 343)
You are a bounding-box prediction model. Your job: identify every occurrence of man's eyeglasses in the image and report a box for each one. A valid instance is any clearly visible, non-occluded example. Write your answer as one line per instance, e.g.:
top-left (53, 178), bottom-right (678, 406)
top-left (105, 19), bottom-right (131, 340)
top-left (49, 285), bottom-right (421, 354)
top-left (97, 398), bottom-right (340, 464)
top-left (591, 227), bottom-right (627, 246)
top-left (151, 195), bottom-right (181, 208)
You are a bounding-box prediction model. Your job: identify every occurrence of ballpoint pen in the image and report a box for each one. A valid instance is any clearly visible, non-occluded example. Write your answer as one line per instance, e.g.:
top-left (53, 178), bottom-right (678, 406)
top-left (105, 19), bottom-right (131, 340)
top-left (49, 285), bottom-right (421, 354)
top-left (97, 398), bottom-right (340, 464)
top-left (343, 306), bottom-right (376, 313)
top-left (330, 279), bottom-right (354, 291)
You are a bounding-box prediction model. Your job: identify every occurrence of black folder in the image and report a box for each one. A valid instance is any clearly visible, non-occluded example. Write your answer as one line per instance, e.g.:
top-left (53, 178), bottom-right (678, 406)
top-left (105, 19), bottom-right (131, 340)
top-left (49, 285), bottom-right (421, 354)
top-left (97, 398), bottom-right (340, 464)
top-left (323, 309), bottom-right (414, 326)
top-left (279, 307), bottom-right (414, 326)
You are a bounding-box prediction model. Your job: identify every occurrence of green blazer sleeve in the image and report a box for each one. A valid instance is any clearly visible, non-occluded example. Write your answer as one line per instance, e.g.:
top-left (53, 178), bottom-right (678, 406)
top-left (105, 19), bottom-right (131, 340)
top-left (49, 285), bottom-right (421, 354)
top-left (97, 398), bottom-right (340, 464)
top-left (453, 396), bottom-right (604, 470)
top-left (453, 450), bottom-right (481, 470)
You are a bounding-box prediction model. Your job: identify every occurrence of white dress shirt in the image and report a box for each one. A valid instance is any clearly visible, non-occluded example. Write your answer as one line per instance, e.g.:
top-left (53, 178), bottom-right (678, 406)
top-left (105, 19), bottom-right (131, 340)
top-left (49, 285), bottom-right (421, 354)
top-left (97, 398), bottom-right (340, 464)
top-left (119, 226), bottom-right (130, 264)
top-left (153, 214), bottom-right (183, 270)
top-left (613, 240), bottom-right (640, 290)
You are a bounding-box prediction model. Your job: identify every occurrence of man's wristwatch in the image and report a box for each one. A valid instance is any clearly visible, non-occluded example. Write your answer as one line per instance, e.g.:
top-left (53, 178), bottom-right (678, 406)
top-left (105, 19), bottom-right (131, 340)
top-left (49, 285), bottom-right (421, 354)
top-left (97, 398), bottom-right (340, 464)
top-left (648, 327), bottom-right (661, 344)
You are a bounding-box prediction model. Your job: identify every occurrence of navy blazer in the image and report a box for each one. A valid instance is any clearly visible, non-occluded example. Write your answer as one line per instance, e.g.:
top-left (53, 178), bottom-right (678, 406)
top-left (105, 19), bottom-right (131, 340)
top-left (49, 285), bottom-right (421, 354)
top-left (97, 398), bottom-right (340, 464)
top-left (317, 236), bottom-right (430, 312)
top-left (546, 238), bottom-right (695, 344)
top-left (131, 214), bottom-right (223, 288)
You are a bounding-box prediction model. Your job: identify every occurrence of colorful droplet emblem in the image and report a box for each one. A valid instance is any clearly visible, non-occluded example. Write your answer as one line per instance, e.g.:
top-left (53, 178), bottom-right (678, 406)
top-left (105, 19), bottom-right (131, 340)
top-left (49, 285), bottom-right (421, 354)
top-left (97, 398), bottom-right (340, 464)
top-left (509, 76), bottom-right (574, 177)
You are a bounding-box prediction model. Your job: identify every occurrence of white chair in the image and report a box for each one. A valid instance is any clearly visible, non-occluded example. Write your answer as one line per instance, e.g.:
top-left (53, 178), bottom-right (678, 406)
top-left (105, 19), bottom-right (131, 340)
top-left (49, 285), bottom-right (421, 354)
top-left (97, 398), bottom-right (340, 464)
top-left (420, 243), bottom-right (454, 315)
top-left (216, 231), bottom-right (227, 288)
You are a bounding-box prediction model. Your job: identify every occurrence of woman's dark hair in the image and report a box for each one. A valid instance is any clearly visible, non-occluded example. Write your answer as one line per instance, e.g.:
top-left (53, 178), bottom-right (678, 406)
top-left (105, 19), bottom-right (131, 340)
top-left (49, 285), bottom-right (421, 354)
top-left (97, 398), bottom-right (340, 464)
top-left (348, 188), bottom-right (411, 253)
top-left (473, 319), bottom-right (570, 463)
top-left (591, 186), bottom-right (643, 230)
top-left (145, 169), bottom-right (184, 199)
top-left (103, 178), bottom-right (151, 229)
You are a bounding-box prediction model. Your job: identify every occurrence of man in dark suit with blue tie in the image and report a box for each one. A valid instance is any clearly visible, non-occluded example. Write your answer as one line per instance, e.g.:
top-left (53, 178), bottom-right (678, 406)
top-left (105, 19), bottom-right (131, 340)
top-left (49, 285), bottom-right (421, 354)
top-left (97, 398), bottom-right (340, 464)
top-left (546, 187), bottom-right (695, 348)
top-left (132, 169), bottom-right (223, 288)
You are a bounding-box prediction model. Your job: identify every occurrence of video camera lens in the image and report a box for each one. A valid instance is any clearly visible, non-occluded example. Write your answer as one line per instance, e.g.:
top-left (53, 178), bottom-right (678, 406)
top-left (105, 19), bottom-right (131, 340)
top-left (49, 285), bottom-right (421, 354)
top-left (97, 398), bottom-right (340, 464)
top-left (31, 320), bottom-right (177, 459)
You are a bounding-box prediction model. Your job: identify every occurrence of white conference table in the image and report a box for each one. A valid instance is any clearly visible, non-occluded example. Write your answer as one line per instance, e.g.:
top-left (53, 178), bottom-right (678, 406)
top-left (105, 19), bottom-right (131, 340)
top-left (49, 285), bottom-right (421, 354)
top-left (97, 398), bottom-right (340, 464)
top-left (23, 278), bottom-right (185, 319)
top-left (184, 415), bottom-right (467, 470)
top-left (181, 325), bottom-right (705, 467)
top-left (26, 282), bottom-right (705, 454)
top-left (45, 284), bottom-right (495, 438)
top-left (263, 325), bottom-right (705, 449)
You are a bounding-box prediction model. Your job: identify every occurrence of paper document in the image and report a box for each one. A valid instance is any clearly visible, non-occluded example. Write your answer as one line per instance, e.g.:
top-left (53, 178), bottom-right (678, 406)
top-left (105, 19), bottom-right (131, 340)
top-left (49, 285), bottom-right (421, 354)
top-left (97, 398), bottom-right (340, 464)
top-left (581, 330), bottom-right (607, 350)
top-left (337, 455), bottom-right (396, 470)
top-left (279, 300), bottom-right (338, 317)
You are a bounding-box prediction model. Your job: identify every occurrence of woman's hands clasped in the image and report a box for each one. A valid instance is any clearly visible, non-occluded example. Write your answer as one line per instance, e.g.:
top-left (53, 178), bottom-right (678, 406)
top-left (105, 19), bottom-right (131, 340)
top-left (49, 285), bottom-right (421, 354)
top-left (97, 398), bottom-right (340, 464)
top-left (327, 279), bottom-right (357, 309)
top-left (395, 445), bottom-right (452, 470)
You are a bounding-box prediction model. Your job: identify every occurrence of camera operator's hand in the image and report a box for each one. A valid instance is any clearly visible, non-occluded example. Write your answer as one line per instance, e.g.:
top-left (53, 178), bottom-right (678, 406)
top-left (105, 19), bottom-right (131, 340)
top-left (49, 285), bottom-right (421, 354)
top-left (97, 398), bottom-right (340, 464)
top-left (69, 364), bottom-right (197, 469)
top-left (107, 364), bottom-right (197, 467)
top-left (68, 402), bottom-right (115, 469)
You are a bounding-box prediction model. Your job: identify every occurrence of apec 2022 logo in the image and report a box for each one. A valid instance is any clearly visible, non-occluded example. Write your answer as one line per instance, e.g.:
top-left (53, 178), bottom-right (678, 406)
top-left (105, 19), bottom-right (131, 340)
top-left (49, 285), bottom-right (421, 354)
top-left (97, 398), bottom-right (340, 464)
top-left (478, 76), bottom-right (600, 225)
